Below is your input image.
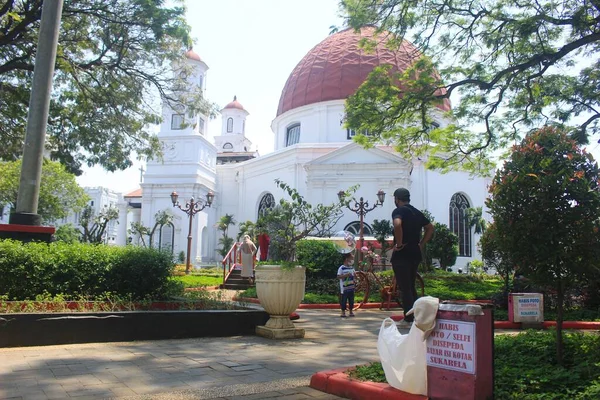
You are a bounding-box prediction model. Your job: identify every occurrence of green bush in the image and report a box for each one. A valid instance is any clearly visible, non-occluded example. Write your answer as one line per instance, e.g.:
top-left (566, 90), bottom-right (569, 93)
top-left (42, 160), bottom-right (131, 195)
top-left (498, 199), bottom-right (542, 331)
top-left (305, 277), bottom-right (339, 296)
top-left (0, 239), bottom-right (175, 300)
top-left (351, 331), bottom-right (600, 399)
top-left (296, 239), bottom-right (342, 279)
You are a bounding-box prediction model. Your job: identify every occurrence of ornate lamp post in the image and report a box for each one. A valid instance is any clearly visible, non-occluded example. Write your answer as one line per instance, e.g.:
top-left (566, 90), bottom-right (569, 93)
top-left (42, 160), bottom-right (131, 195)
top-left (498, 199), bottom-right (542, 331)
top-left (171, 190), bottom-right (215, 274)
top-left (338, 189), bottom-right (386, 263)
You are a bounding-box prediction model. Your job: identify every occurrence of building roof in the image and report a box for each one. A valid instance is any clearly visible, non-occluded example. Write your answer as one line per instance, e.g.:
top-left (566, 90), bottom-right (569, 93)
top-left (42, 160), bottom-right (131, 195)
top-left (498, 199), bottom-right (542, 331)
top-left (276, 26), bottom-right (451, 116)
top-left (222, 96), bottom-right (246, 111)
top-left (124, 188), bottom-right (142, 198)
top-left (184, 49), bottom-right (202, 62)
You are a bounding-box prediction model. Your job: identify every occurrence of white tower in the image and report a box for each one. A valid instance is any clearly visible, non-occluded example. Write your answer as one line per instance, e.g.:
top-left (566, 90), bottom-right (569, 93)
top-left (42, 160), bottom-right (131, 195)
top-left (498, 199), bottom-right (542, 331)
top-left (214, 96), bottom-right (256, 163)
top-left (141, 49), bottom-right (218, 262)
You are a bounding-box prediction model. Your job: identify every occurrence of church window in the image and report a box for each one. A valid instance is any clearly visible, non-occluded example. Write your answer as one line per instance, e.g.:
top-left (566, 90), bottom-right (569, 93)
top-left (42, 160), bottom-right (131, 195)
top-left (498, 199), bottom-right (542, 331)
top-left (158, 222), bottom-right (175, 253)
top-left (285, 124), bottom-right (300, 146)
top-left (258, 193), bottom-right (275, 218)
top-left (344, 221), bottom-right (373, 236)
top-left (223, 142), bottom-right (233, 151)
top-left (347, 128), bottom-right (370, 139)
top-left (171, 114), bottom-right (185, 130)
top-left (198, 117), bottom-right (205, 134)
top-left (426, 122), bottom-right (440, 133)
top-left (227, 117), bottom-right (233, 133)
top-left (449, 193), bottom-right (472, 257)
top-left (198, 74), bottom-right (204, 89)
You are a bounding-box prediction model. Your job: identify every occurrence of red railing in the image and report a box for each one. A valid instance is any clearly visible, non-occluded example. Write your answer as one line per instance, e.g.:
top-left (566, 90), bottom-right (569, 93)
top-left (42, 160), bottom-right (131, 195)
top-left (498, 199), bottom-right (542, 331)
top-left (221, 242), bottom-right (258, 285)
top-left (222, 241), bottom-right (241, 284)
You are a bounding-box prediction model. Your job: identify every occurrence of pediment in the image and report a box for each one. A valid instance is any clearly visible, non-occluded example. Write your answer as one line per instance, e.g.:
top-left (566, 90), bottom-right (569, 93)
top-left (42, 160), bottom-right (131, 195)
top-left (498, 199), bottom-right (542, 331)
top-left (306, 143), bottom-right (410, 168)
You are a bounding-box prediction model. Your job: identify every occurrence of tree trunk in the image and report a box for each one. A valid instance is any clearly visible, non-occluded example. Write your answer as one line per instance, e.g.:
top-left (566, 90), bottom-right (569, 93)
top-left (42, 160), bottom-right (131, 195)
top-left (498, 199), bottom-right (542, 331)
top-left (556, 280), bottom-right (564, 365)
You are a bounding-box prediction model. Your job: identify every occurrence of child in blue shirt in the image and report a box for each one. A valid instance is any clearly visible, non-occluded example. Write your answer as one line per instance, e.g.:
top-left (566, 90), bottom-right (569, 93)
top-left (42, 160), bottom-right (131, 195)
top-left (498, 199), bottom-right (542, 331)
top-left (337, 252), bottom-right (356, 317)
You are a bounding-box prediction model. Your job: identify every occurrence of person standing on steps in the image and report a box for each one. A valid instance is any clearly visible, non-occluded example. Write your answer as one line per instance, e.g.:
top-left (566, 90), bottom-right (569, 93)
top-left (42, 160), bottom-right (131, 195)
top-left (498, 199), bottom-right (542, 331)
top-left (391, 188), bottom-right (434, 329)
top-left (240, 235), bottom-right (257, 283)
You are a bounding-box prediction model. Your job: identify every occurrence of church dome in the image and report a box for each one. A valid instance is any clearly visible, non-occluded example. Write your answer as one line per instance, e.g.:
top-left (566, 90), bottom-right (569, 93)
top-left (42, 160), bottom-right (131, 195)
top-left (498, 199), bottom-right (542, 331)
top-left (276, 26), bottom-right (451, 117)
top-left (184, 49), bottom-right (202, 62)
top-left (223, 96), bottom-right (246, 111)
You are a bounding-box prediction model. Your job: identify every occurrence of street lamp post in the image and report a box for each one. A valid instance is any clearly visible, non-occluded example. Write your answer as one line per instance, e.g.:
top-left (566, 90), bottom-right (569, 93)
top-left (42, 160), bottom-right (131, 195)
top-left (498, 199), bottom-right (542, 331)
top-left (171, 190), bottom-right (215, 274)
top-left (338, 189), bottom-right (386, 263)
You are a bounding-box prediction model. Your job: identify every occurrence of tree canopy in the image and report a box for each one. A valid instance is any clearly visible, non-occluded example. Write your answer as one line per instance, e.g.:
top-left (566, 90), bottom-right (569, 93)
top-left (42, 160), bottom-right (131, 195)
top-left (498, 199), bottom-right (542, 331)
top-left (340, 0), bottom-right (600, 172)
top-left (0, 0), bottom-right (217, 174)
top-left (486, 126), bottom-right (600, 363)
top-left (0, 159), bottom-right (89, 223)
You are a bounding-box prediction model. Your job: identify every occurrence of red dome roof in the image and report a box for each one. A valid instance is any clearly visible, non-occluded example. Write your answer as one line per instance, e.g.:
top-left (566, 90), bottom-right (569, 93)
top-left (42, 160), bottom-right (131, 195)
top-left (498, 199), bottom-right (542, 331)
top-left (185, 49), bottom-right (202, 62)
top-left (223, 96), bottom-right (246, 111)
top-left (276, 26), bottom-right (451, 116)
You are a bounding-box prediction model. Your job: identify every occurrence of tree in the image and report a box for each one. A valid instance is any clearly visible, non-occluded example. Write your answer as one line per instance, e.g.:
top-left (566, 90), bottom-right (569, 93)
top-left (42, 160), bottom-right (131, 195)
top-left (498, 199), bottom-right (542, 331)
top-left (486, 126), bottom-right (600, 364)
top-left (429, 222), bottom-right (459, 270)
top-left (127, 210), bottom-right (173, 248)
top-left (479, 222), bottom-right (513, 300)
top-left (216, 214), bottom-right (236, 258)
top-left (0, 159), bottom-right (89, 223)
top-left (341, 1), bottom-right (600, 172)
top-left (0, 0), bottom-right (218, 174)
top-left (54, 223), bottom-right (81, 243)
top-left (258, 180), bottom-right (350, 263)
top-left (79, 205), bottom-right (119, 243)
top-left (237, 220), bottom-right (257, 241)
top-left (371, 218), bottom-right (393, 265)
top-left (465, 207), bottom-right (487, 235)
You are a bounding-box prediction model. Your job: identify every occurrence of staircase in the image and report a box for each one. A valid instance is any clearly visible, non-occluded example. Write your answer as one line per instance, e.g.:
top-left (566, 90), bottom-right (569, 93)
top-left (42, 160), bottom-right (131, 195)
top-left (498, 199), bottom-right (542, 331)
top-left (222, 267), bottom-right (254, 290)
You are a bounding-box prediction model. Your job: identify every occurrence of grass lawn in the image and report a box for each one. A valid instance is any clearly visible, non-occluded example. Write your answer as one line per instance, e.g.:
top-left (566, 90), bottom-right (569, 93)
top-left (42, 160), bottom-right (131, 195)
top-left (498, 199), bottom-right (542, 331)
top-left (350, 330), bottom-right (600, 399)
top-left (171, 274), bottom-right (223, 288)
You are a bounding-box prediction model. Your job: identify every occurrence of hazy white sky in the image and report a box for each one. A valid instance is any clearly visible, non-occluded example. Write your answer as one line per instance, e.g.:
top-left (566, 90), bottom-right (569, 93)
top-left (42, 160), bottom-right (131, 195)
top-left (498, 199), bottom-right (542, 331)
top-left (77, 0), bottom-right (344, 194)
top-left (76, 0), bottom-right (600, 194)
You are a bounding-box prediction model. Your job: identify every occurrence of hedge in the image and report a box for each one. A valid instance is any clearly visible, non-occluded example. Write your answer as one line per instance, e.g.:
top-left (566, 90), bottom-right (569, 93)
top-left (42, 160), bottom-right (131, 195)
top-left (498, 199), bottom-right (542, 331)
top-left (296, 239), bottom-right (343, 279)
top-left (0, 240), bottom-right (175, 300)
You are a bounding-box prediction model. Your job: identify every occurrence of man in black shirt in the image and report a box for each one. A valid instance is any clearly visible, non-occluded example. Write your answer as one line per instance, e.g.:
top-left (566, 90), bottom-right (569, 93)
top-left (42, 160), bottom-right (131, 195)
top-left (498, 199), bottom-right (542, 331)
top-left (391, 188), bottom-right (434, 328)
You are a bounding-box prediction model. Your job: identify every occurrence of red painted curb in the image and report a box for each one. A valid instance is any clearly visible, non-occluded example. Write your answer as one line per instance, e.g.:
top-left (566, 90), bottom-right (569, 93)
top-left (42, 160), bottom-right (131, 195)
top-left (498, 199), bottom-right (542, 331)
top-left (234, 298), bottom-right (599, 330)
top-left (310, 368), bottom-right (427, 400)
top-left (0, 223), bottom-right (55, 234)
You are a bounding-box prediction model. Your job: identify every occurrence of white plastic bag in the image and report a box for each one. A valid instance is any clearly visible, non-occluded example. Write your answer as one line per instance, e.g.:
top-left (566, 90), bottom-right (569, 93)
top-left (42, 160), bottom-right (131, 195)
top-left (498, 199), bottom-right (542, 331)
top-left (377, 317), bottom-right (427, 395)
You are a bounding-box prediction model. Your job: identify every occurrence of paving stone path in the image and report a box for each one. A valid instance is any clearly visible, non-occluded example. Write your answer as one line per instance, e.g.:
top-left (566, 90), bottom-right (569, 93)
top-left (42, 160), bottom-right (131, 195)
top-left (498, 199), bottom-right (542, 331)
top-left (0, 308), bottom-right (398, 399)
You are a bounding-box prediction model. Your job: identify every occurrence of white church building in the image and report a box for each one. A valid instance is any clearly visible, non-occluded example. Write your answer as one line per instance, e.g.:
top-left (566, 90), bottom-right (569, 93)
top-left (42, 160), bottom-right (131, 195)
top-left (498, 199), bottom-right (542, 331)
top-left (118, 27), bottom-right (491, 269)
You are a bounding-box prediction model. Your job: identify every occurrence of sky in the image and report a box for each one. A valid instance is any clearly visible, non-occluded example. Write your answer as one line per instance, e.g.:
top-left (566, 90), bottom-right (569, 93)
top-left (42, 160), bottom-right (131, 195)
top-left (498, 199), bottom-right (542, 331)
top-left (77, 0), bottom-right (345, 194)
top-left (76, 0), bottom-right (600, 194)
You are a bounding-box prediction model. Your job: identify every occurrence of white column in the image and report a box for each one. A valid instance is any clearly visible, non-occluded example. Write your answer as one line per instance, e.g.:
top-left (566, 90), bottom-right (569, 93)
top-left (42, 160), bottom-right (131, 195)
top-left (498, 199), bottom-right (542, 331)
top-left (116, 201), bottom-right (129, 246)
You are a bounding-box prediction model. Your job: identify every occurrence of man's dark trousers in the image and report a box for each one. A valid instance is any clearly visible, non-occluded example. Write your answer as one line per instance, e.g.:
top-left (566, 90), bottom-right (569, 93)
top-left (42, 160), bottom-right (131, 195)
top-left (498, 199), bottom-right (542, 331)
top-left (392, 257), bottom-right (419, 322)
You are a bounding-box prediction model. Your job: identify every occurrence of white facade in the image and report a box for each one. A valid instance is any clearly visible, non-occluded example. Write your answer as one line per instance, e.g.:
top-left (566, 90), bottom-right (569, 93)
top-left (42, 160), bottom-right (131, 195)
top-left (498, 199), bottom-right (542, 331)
top-left (56, 186), bottom-right (121, 244)
top-left (118, 35), bottom-right (491, 269)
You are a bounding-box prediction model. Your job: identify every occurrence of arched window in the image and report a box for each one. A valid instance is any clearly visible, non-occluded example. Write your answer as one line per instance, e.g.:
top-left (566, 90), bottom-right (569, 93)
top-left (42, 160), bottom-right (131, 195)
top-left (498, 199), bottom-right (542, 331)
top-left (198, 74), bottom-right (204, 89)
top-left (285, 124), bottom-right (300, 146)
top-left (222, 142), bottom-right (233, 151)
top-left (158, 222), bottom-right (175, 253)
top-left (344, 222), bottom-right (373, 236)
top-left (449, 193), bottom-right (471, 257)
top-left (227, 117), bottom-right (233, 133)
top-left (258, 193), bottom-right (275, 218)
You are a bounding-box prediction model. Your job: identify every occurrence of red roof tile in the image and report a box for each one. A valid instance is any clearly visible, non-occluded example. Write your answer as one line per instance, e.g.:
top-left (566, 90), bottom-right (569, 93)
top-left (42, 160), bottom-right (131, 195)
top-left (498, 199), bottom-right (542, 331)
top-left (223, 96), bottom-right (245, 111)
top-left (276, 26), bottom-right (451, 116)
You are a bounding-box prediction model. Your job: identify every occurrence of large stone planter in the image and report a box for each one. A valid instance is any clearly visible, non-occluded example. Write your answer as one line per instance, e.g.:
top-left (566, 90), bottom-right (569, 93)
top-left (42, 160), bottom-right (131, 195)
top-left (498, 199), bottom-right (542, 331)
top-left (254, 264), bottom-right (306, 339)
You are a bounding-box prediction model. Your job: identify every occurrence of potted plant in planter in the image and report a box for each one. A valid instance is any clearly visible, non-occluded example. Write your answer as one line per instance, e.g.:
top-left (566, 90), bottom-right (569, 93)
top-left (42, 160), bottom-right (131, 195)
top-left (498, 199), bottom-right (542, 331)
top-left (254, 179), bottom-right (352, 339)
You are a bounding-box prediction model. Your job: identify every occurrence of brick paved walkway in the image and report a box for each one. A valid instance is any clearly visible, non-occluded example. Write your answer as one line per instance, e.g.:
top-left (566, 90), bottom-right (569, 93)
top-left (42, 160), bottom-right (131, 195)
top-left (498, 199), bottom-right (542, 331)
top-left (0, 309), bottom-right (398, 399)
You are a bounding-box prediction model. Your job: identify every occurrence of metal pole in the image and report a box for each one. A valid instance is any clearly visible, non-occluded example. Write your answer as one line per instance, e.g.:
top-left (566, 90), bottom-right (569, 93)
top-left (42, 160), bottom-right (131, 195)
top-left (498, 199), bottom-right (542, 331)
top-left (359, 205), bottom-right (364, 264)
top-left (12, 0), bottom-right (64, 225)
top-left (186, 201), bottom-right (194, 275)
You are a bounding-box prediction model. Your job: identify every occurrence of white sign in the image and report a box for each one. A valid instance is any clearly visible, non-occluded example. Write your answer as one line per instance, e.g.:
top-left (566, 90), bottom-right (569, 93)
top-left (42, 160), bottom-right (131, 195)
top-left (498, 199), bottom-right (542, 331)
top-left (515, 295), bottom-right (543, 321)
top-left (426, 319), bottom-right (476, 374)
